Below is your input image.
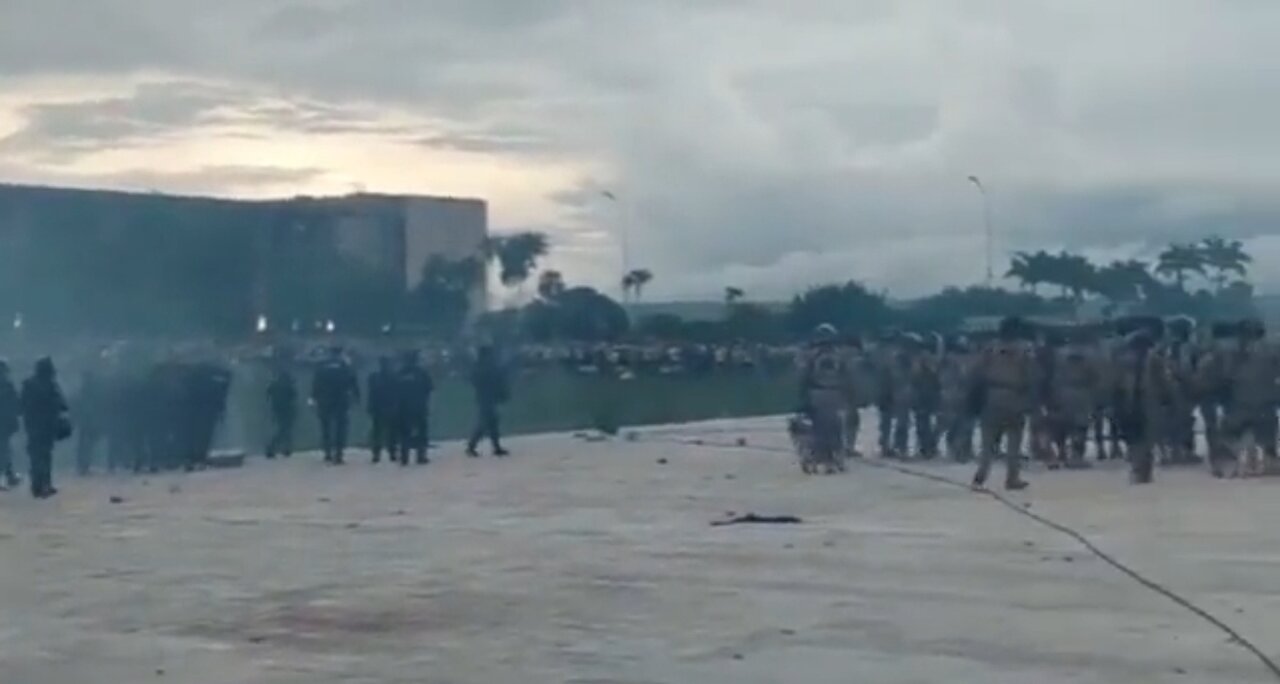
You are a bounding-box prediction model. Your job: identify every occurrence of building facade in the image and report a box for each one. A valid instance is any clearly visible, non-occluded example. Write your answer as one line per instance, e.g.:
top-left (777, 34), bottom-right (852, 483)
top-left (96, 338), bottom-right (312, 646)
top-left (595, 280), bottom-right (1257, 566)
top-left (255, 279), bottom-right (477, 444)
top-left (0, 183), bottom-right (488, 336)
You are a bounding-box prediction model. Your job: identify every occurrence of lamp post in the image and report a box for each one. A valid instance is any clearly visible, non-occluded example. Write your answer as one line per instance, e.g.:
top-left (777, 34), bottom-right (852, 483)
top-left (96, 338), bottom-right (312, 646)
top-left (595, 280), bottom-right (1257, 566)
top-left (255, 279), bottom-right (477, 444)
top-left (601, 189), bottom-right (630, 300)
top-left (968, 175), bottom-right (994, 285)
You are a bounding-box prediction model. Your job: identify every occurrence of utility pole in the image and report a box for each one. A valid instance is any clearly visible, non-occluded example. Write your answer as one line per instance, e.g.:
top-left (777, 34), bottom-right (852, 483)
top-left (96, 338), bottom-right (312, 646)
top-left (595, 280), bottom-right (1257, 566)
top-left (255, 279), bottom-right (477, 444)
top-left (968, 175), bottom-right (993, 285)
top-left (601, 189), bottom-right (630, 299)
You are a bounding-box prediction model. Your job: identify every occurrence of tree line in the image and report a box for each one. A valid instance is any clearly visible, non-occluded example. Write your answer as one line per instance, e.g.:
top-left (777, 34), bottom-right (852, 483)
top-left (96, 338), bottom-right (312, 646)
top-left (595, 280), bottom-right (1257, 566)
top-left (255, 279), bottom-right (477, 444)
top-left (425, 233), bottom-right (1261, 346)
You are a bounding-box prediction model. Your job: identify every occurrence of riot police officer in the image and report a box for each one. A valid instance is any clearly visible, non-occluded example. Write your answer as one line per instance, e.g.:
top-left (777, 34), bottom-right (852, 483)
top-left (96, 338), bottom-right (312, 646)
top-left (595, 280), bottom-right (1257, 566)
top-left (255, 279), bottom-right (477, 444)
top-left (394, 350), bottom-right (434, 466)
top-left (265, 365), bottom-right (297, 459)
top-left (311, 346), bottom-right (359, 464)
top-left (21, 357), bottom-right (70, 499)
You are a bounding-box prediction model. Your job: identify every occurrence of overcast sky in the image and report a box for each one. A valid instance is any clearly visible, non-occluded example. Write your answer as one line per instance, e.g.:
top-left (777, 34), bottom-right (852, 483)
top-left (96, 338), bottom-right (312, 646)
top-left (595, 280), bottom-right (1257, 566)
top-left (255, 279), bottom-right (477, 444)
top-left (3, 0), bottom-right (1279, 301)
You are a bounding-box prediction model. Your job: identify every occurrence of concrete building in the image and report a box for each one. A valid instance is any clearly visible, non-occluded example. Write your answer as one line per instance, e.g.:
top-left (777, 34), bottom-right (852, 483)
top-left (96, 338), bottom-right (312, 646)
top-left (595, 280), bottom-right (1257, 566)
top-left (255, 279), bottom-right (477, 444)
top-left (287, 192), bottom-right (488, 299)
top-left (0, 183), bottom-right (489, 336)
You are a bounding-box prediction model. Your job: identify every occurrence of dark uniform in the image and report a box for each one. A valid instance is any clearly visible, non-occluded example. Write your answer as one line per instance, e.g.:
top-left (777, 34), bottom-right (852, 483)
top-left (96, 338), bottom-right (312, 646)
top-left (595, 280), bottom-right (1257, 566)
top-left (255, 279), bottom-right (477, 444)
top-left (265, 367), bottom-right (298, 459)
top-left (0, 361), bottom-right (20, 489)
top-left (394, 354), bottom-right (434, 466)
top-left (312, 351), bottom-right (359, 464)
top-left (145, 362), bottom-right (186, 471)
top-left (114, 371), bottom-right (154, 473)
top-left (366, 358), bottom-right (398, 464)
top-left (21, 358), bottom-right (70, 499)
top-left (181, 362), bottom-right (231, 471)
top-left (466, 346), bottom-right (509, 457)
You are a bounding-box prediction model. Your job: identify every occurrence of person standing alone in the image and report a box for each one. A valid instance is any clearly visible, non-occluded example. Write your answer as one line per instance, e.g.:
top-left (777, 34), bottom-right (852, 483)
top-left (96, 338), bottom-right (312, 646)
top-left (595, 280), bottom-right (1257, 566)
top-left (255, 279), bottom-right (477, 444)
top-left (466, 345), bottom-right (509, 458)
top-left (21, 357), bottom-right (71, 499)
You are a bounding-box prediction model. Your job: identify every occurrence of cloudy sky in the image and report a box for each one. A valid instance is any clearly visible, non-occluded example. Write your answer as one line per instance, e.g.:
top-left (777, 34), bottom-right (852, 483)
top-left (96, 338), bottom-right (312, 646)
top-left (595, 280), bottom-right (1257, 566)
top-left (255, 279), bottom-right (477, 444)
top-left (3, 0), bottom-right (1280, 301)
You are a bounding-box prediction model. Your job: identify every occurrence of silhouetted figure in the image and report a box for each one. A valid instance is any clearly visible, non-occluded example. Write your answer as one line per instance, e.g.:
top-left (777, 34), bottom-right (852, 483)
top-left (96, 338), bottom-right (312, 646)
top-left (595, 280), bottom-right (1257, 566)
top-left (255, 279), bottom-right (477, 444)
top-left (145, 361), bottom-right (185, 472)
top-left (180, 362), bottom-right (231, 471)
top-left (366, 356), bottom-right (398, 464)
top-left (394, 351), bottom-right (434, 466)
top-left (21, 357), bottom-right (70, 499)
top-left (265, 366), bottom-right (297, 459)
top-left (0, 360), bottom-right (21, 490)
top-left (466, 345), bottom-right (509, 457)
top-left (74, 367), bottom-right (108, 476)
top-left (312, 347), bottom-right (359, 464)
top-left (112, 371), bottom-right (152, 474)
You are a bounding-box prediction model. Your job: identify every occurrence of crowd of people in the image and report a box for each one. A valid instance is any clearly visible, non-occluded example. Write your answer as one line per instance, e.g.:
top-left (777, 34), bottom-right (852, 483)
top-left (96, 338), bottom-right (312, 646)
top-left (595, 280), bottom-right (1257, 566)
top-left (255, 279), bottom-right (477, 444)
top-left (11, 315), bottom-right (1274, 500)
top-left (0, 342), bottom-right (513, 499)
top-left (797, 315), bottom-right (1280, 489)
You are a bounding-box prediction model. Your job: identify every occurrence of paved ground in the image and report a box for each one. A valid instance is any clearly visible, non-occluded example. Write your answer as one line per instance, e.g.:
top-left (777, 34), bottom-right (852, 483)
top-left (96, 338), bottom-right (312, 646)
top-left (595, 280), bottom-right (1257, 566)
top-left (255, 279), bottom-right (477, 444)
top-left (2, 415), bottom-right (1279, 683)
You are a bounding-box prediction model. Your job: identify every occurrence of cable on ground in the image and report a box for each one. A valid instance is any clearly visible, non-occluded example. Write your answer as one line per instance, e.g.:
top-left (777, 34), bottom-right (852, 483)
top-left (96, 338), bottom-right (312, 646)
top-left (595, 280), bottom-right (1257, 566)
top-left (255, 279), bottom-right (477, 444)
top-left (643, 432), bottom-right (1280, 681)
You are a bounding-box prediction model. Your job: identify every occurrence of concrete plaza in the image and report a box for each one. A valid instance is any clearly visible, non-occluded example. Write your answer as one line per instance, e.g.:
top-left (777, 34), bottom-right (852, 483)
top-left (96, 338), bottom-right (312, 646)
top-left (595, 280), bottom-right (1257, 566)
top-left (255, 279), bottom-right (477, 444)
top-left (1, 416), bottom-right (1278, 683)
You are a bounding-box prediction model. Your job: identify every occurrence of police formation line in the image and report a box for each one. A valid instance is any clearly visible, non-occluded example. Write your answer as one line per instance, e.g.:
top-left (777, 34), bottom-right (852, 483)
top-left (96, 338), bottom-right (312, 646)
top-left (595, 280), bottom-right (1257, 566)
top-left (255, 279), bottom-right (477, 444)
top-left (0, 345), bottom-right (510, 499)
top-left (797, 316), bottom-right (1278, 489)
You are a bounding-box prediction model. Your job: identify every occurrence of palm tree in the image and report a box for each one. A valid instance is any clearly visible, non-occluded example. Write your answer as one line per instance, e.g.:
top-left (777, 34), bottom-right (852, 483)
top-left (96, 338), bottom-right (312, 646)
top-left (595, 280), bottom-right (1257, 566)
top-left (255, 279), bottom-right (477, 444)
top-left (1092, 259), bottom-right (1156, 303)
top-left (622, 268), bottom-right (653, 301)
top-left (1004, 250), bottom-right (1054, 294)
top-left (537, 269), bottom-right (566, 300)
top-left (1005, 252), bottom-right (1035, 292)
top-left (1056, 252), bottom-right (1097, 302)
top-left (1155, 242), bottom-right (1206, 291)
top-left (1198, 235), bottom-right (1251, 292)
top-left (485, 231), bottom-right (549, 290)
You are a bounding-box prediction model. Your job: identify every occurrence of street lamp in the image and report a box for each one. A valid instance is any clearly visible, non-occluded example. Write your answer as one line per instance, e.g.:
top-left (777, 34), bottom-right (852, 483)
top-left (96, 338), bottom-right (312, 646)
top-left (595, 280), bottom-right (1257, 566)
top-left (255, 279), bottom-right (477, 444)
top-left (968, 175), bottom-right (994, 285)
top-left (600, 189), bottom-right (630, 300)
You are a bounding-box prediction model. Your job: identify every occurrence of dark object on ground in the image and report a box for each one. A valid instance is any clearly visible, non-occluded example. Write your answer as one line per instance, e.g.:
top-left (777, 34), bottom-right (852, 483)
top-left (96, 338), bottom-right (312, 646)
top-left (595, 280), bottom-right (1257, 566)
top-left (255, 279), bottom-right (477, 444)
top-left (657, 458), bottom-right (668, 465)
top-left (207, 450), bottom-right (245, 469)
top-left (109, 496), bottom-right (124, 504)
top-left (712, 513), bottom-right (804, 527)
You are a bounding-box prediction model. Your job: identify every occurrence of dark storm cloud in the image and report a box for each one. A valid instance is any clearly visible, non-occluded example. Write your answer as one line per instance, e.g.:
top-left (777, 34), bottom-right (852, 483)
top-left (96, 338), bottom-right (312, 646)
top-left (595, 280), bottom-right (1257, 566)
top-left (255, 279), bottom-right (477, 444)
top-left (4, 0), bottom-right (1280, 296)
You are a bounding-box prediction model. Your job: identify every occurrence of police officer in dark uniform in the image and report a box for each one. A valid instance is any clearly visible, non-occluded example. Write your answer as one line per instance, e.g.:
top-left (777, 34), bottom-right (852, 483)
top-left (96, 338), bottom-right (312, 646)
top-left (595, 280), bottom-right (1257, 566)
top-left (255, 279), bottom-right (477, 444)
top-left (265, 365), bottom-right (298, 459)
top-left (366, 356), bottom-right (398, 464)
top-left (0, 359), bottom-right (21, 490)
top-left (394, 350), bottom-right (434, 466)
top-left (146, 359), bottom-right (185, 471)
top-left (312, 346), bottom-right (359, 464)
top-left (21, 357), bottom-right (70, 499)
top-left (182, 361), bottom-right (231, 471)
top-left (466, 345), bottom-right (509, 457)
